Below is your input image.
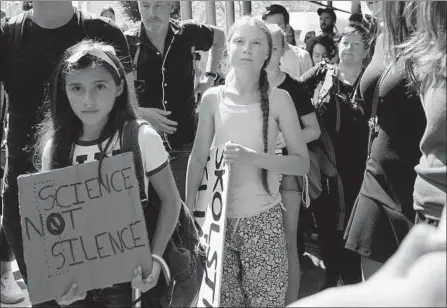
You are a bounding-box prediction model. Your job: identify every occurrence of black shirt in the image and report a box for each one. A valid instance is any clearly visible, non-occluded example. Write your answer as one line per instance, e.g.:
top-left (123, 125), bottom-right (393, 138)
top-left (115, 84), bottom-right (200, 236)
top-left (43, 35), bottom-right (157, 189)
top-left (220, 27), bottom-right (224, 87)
top-left (360, 55), bottom-right (425, 220)
top-left (1, 9), bottom-right (131, 182)
top-left (0, 26), bottom-right (6, 84)
top-left (126, 20), bottom-right (214, 150)
top-left (344, 45), bottom-right (426, 262)
top-left (277, 73), bottom-right (315, 127)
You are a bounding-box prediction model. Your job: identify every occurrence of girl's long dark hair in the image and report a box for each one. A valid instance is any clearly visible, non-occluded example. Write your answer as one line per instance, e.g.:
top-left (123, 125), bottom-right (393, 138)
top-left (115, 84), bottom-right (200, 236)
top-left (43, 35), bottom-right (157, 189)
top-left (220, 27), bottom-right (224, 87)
top-left (227, 17), bottom-right (273, 195)
top-left (35, 40), bottom-right (138, 173)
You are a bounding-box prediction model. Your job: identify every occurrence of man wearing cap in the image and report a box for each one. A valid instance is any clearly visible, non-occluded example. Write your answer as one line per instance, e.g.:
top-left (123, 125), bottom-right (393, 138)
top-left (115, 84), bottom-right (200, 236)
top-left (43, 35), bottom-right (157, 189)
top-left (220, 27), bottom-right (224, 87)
top-left (262, 4), bottom-right (313, 78)
top-left (317, 7), bottom-right (337, 39)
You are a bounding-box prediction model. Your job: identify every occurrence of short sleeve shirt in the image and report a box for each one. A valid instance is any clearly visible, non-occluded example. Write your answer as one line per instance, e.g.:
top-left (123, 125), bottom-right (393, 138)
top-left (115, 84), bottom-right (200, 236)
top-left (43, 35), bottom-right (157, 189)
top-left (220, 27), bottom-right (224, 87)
top-left (281, 44), bottom-right (314, 78)
top-left (126, 20), bottom-right (214, 150)
top-left (278, 73), bottom-right (315, 127)
top-left (43, 125), bottom-right (169, 194)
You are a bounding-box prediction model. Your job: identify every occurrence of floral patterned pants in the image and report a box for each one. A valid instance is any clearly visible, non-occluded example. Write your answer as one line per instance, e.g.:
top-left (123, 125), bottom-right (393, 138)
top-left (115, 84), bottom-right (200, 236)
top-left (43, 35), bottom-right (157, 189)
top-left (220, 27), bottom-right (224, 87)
top-left (220, 205), bottom-right (288, 307)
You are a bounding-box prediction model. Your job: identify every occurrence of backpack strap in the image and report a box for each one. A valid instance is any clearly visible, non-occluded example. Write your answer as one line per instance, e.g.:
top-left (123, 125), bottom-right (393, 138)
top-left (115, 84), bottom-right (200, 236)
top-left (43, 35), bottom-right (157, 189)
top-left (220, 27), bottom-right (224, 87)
top-left (121, 120), bottom-right (148, 204)
top-left (367, 65), bottom-right (393, 158)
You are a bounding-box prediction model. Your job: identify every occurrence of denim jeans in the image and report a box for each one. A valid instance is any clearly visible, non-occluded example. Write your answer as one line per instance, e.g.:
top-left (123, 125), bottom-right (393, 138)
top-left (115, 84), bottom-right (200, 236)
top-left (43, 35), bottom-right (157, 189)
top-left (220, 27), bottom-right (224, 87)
top-left (312, 179), bottom-right (362, 285)
top-left (168, 143), bottom-right (193, 202)
top-left (2, 111), bottom-right (36, 281)
top-left (2, 184), bottom-right (27, 281)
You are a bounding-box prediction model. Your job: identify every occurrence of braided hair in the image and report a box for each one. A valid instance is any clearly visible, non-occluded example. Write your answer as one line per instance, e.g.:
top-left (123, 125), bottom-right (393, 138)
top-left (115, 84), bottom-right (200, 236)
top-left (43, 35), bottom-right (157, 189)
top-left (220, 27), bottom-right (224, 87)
top-left (252, 19), bottom-right (273, 195)
top-left (259, 67), bottom-right (271, 195)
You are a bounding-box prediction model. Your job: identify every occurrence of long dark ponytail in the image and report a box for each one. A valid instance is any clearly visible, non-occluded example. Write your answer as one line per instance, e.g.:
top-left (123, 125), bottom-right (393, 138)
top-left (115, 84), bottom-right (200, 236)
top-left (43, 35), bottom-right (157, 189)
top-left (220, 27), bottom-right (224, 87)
top-left (256, 20), bottom-right (273, 195)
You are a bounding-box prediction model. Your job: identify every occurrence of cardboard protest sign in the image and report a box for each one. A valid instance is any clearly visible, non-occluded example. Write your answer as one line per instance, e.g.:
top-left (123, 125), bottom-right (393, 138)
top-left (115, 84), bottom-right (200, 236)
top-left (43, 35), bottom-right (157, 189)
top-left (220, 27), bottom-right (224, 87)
top-left (195, 147), bottom-right (229, 307)
top-left (18, 153), bottom-right (151, 305)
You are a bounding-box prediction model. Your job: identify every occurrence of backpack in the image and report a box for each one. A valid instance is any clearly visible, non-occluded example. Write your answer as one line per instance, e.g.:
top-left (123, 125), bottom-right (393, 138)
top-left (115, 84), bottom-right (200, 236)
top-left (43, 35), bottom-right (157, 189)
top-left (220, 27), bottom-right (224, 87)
top-left (121, 120), bottom-right (205, 308)
top-left (304, 64), bottom-right (350, 231)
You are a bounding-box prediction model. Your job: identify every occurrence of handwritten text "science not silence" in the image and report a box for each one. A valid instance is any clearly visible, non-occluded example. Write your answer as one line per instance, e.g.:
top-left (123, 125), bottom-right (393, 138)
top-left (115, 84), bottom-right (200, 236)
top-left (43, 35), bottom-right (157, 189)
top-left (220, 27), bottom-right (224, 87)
top-left (24, 166), bottom-right (147, 270)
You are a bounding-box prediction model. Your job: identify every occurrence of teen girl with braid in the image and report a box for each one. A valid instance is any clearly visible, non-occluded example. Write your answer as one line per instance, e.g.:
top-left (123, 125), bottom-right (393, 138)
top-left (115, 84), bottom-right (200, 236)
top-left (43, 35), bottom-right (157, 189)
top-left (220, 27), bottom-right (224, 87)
top-left (186, 17), bottom-right (309, 307)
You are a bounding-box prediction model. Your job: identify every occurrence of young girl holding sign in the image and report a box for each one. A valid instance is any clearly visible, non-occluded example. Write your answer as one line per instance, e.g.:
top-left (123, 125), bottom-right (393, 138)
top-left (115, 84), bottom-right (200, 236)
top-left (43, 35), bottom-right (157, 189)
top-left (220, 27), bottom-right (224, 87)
top-left (186, 17), bottom-right (309, 307)
top-left (37, 40), bottom-right (181, 307)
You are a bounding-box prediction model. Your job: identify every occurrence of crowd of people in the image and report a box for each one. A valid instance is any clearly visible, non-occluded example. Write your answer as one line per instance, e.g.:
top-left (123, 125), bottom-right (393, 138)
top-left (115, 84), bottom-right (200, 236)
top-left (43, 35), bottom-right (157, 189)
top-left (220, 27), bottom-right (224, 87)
top-left (0, 1), bottom-right (445, 307)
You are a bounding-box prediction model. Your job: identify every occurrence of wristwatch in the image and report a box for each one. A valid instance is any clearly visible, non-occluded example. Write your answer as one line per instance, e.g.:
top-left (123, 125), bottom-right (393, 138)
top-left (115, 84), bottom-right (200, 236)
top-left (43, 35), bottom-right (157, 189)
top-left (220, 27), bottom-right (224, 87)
top-left (205, 72), bottom-right (217, 79)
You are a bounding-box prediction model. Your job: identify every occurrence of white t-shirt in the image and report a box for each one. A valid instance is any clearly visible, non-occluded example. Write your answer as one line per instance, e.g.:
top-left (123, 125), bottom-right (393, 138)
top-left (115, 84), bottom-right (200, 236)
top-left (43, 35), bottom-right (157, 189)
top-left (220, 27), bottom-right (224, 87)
top-left (42, 124), bottom-right (169, 194)
top-left (281, 44), bottom-right (314, 78)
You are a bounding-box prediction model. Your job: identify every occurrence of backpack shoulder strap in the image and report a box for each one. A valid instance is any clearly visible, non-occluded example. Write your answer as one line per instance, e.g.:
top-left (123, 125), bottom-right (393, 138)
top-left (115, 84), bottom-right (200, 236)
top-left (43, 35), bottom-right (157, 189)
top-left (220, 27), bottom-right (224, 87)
top-left (121, 119), bottom-right (148, 203)
top-left (371, 65), bottom-right (392, 119)
top-left (367, 65), bottom-right (393, 158)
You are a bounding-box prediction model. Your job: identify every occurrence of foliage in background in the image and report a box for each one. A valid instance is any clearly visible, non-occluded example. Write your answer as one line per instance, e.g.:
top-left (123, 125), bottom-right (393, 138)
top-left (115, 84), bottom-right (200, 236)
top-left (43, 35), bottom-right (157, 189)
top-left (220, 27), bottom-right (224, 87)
top-left (117, 1), bottom-right (320, 30)
top-left (22, 1), bottom-right (33, 11)
top-left (118, 1), bottom-right (180, 28)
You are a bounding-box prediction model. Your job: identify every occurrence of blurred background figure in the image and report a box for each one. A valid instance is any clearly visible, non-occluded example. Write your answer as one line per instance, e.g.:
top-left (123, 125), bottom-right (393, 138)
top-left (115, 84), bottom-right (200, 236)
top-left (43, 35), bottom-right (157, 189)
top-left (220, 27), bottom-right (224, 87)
top-left (348, 12), bottom-right (364, 26)
top-left (22, 1), bottom-right (33, 12)
top-left (317, 7), bottom-right (337, 39)
top-left (263, 4), bottom-right (313, 78)
top-left (304, 31), bottom-right (316, 46)
top-left (306, 35), bottom-right (336, 65)
top-left (100, 5), bottom-right (116, 22)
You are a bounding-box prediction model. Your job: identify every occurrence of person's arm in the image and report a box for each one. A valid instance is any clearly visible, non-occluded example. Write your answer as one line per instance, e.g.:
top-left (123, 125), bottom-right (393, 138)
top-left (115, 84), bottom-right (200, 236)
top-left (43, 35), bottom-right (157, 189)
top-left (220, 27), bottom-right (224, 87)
top-left (288, 215), bottom-right (447, 307)
top-left (297, 80), bottom-right (320, 143)
top-left (125, 73), bottom-right (139, 111)
top-left (149, 166), bottom-right (181, 256)
top-left (286, 77), bottom-right (321, 143)
top-left (300, 113), bottom-right (320, 143)
top-left (299, 63), bottom-right (326, 94)
top-left (139, 126), bottom-right (180, 257)
top-left (300, 49), bottom-right (314, 77)
top-left (204, 25), bottom-right (226, 80)
top-left (185, 87), bottom-right (217, 213)
top-left (226, 90), bottom-right (309, 176)
top-left (187, 22), bottom-right (226, 96)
